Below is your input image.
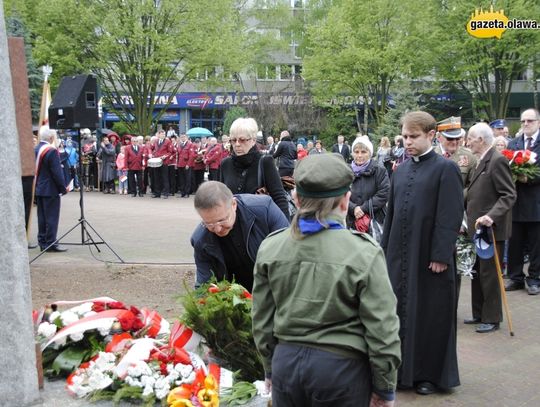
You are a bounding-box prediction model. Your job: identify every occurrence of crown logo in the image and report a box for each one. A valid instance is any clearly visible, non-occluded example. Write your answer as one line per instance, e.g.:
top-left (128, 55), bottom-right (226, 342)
top-left (467, 5), bottom-right (509, 39)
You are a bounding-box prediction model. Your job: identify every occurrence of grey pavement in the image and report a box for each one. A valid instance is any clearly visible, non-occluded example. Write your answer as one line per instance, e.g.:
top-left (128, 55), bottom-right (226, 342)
top-left (28, 191), bottom-right (540, 406)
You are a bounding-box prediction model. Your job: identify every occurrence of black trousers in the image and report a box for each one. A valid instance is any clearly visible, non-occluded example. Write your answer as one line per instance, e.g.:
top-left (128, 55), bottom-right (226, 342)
top-left (279, 167), bottom-right (294, 177)
top-left (192, 169), bottom-right (205, 193)
top-left (178, 167), bottom-right (192, 196)
top-left (508, 221), bottom-right (540, 285)
top-left (128, 170), bottom-right (143, 195)
top-left (272, 343), bottom-right (372, 407)
top-left (168, 166), bottom-right (177, 194)
top-left (154, 165), bottom-right (169, 196)
top-left (208, 168), bottom-right (219, 181)
top-left (472, 242), bottom-right (503, 323)
top-left (36, 195), bottom-right (61, 249)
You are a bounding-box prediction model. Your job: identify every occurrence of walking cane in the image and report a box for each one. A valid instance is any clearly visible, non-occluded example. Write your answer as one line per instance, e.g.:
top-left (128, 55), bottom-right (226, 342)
top-left (490, 228), bottom-right (515, 337)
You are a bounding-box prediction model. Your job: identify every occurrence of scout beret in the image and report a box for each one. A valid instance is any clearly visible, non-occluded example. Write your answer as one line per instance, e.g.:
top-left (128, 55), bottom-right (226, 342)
top-left (294, 153), bottom-right (353, 198)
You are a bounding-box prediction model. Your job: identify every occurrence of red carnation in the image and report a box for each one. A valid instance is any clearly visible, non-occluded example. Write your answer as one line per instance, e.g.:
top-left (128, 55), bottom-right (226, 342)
top-left (118, 314), bottom-right (136, 331)
top-left (159, 362), bottom-right (168, 376)
top-left (130, 305), bottom-right (141, 316)
top-left (92, 302), bottom-right (105, 312)
top-left (515, 156), bottom-right (524, 165)
top-left (501, 149), bottom-right (514, 160)
top-left (109, 301), bottom-right (126, 310)
top-left (132, 318), bottom-right (145, 331)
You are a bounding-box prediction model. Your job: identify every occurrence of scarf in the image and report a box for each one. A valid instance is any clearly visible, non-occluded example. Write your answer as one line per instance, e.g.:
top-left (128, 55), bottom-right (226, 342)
top-left (298, 218), bottom-right (344, 235)
top-left (232, 145), bottom-right (260, 169)
top-left (351, 160), bottom-right (371, 176)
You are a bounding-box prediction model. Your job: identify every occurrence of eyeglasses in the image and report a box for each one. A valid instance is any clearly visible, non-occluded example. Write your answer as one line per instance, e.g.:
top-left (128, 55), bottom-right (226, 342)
top-left (521, 119), bottom-right (538, 123)
top-left (230, 137), bottom-right (252, 144)
top-left (201, 209), bottom-right (233, 230)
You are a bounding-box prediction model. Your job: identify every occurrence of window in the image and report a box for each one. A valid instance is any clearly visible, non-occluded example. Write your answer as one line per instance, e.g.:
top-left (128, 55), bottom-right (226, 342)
top-left (280, 65), bottom-right (293, 81)
top-left (257, 64), bottom-right (279, 80)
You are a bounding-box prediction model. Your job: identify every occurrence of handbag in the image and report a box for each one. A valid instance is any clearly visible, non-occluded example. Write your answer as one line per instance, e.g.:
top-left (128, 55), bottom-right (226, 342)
top-left (257, 158), bottom-right (297, 217)
top-left (368, 199), bottom-right (383, 243)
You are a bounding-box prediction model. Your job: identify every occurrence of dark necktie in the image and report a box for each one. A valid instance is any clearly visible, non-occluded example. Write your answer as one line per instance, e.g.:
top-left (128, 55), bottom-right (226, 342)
top-left (444, 152), bottom-right (451, 158)
top-left (525, 137), bottom-right (533, 150)
top-left (159, 140), bottom-right (162, 147)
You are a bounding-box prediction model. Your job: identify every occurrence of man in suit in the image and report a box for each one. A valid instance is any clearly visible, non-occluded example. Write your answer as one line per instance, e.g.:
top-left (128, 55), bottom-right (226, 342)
top-left (331, 135), bottom-right (351, 162)
top-left (266, 136), bottom-right (276, 156)
top-left (34, 128), bottom-right (68, 252)
top-left (505, 108), bottom-right (540, 295)
top-left (465, 123), bottom-right (516, 333)
top-left (125, 136), bottom-right (145, 197)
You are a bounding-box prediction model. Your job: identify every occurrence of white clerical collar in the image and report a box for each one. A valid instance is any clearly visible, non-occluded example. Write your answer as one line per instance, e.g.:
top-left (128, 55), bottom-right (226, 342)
top-left (412, 147), bottom-right (432, 162)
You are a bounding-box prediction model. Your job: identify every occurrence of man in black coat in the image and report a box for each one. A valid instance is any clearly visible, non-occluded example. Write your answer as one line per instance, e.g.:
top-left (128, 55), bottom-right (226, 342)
top-left (273, 130), bottom-right (297, 177)
top-left (505, 108), bottom-right (540, 295)
top-left (191, 181), bottom-right (289, 292)
top-left (331, 135), bottom-right (351, 163)
top-left (465, 123), bottom-right (516, 333)
top-left (34, 128), bottom-right (68, 252)
top-left (382, 111), bottom-right (463, 395)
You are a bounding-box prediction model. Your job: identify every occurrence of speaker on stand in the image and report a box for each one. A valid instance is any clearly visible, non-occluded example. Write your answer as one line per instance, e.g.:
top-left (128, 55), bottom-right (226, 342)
top-left (31, 74), bottom-right (123, 263)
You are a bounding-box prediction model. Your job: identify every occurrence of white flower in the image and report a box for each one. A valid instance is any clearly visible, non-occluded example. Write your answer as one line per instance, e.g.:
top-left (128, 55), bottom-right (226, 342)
top-left (140, 375), bottom-right (156, 388)
top-left (52, 335), bottom-right (67, 348)
top-left (125, 376), bottom-right (142, 387)
top-left (154, 378), bottom-right (171, 399)
top-left (37, 322), bottom-right (57, 338)
top-left (60, 310), bottom-right (79, 326)
top-left (183, 371), bottom-right (196, 384)
top-left (71, 302), bottom-right (94, 316)
top-left (94, 352), bottom-right (116, 370)
top-left (142, 385), bottom-right (154, 397)
top-left (69, 332), bottom-right (84, 342)
top-left (175, 363), bottom-right (193, 379)
top-left (88, 369), bottom-right (113, 390)
top-left (48, 311), bottom-right (61, 323)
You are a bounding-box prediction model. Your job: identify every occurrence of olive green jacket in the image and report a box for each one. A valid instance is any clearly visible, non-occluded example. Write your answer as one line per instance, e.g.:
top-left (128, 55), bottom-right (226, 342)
top-left (252, 225), bottom-right (401, 394)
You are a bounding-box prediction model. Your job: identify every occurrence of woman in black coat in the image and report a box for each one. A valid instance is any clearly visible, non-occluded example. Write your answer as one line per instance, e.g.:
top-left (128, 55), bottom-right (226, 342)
top-left (273, 131), bottom-right (297, 177)
top-left (347, 136), bottom-right (390, 229)
top-left (219, 118), bottom-right (290, 220)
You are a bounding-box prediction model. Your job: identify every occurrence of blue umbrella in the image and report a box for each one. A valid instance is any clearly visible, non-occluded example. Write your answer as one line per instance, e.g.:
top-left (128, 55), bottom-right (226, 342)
top-left (186, 127), bottom-right (213, 138)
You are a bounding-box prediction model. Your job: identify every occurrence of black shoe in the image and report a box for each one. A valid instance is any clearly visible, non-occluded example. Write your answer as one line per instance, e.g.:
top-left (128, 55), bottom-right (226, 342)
top-left (28, 243), bottom-right (38, 249)
top-left (46, 245), bottom-right (68, 253)
top-left (464, 317), bottom-right (481, 325)
top-left (132, 194), bottom-right (137, 197)
top-left (476, 323), bottom-right (499, 333)
top-left (416, 382), bottom-right (437, 395)
top-left (527, 285), bottom-right (540, 295)
top-left (152, 195), bottom-right (161, 198)
top-left (505, 281), bottom-right (525, 291)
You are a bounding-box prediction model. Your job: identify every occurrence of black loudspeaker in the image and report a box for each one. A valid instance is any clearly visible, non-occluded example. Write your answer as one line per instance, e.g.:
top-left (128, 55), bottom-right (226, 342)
top-left (48, 74), bottom-right (100, 129)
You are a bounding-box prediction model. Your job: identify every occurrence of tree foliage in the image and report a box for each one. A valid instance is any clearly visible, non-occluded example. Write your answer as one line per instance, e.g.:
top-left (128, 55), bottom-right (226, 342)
top-left (302, 0), bottom-right (434, 131)
top-left (12, 0), bottom-right (246, 136)
top-left (433, 0), bottom-right (540, 120)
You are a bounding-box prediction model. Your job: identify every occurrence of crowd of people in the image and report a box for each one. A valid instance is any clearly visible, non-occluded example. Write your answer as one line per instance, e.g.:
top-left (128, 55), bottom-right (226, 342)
top-left (34, 109), bottom-right (539, 406)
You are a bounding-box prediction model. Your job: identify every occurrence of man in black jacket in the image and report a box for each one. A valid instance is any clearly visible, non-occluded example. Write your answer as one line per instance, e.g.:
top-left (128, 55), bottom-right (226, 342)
top-left (505, 108), bottom-right (540, 295)
top-left (191, 181), bottom-right (289, 291)
top-left (273, 130), bottom-right (297, 177)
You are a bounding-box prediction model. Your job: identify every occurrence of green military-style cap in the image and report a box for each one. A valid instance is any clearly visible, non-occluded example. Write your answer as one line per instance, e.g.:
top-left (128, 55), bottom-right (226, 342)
top-left (294, 153), bottom-right (354, 198)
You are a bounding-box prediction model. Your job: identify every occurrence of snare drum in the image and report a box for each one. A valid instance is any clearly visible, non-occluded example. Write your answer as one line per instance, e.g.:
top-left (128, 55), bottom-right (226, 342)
top-left (147, 157), bottom-right (163, 168)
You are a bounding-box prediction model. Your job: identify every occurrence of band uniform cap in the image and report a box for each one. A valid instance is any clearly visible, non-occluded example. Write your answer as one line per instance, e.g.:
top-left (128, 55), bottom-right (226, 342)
top-left (294, 153), bottom-right (353, 198)
top-left (474, 225), bottom-right (494, 260)
top-left (437, 116), bottom-right (463, 138)
top-left (489, 119), bottom-right (506, 129)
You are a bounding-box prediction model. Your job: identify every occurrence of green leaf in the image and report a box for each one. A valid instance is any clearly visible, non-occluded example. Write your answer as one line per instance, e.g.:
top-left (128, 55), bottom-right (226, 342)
top-left (51, 346), bottom-right (89, 375)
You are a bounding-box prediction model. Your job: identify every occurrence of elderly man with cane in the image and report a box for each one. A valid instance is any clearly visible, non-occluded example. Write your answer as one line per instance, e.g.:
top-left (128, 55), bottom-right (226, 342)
top-left (466, 122), bottom-right (516, 333)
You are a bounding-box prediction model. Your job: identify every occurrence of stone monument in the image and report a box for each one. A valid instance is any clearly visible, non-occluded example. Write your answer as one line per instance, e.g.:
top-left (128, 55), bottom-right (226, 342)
top-left (0, 2), bottom-right (41, 405)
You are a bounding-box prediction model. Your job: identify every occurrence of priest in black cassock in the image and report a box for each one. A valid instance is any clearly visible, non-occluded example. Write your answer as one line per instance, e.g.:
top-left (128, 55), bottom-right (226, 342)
top-left (381, 111), bottom-right (464, 396)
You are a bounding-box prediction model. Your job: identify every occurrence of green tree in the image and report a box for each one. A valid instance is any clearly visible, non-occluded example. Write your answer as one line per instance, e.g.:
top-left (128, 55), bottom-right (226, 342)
top-left (433, 0), bottom-right (540, 120)
top-left (24, 0), bottom-right (245, 136)
top-left (5, 11), bottom-right (42, 122)
top-left (223, 106), bottom-right (248, 134)
top-left (302, 0), bottom-right (434, 131)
